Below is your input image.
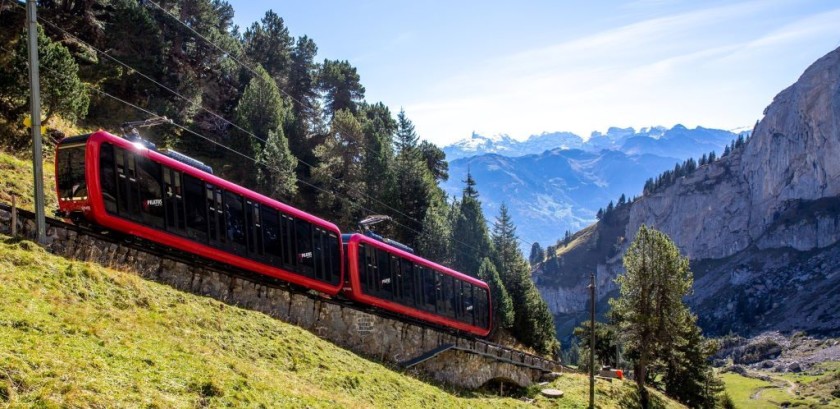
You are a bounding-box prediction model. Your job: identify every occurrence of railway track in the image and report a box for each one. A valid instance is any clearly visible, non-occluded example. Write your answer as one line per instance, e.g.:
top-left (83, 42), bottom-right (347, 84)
top-left (0, 201), bottom-right (563, 374)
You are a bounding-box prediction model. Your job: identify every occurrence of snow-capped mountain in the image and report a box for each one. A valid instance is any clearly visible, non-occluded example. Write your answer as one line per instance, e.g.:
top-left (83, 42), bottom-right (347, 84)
top-left (443, 125), bottom-right (743, 161)
top-left (441, 125), bottom-right (745, 252)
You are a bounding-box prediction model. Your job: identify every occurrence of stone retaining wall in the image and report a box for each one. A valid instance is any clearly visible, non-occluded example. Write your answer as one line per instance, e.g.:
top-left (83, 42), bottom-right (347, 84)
top-left (0, 207), bottom-right (558, 389)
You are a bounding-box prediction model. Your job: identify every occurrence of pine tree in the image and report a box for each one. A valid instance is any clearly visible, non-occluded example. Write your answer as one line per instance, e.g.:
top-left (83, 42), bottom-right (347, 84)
top-left (395, 108), bottom-right (419, 154)
top-left (287, 35), bottom-right (322, 164)
top-left (256, 127), bottom-right (297, 198)
top-left (235, 65), bottom-right (287, 144)
top-left (312, 109), bottom-right (366, 227)
top-left (4, 25), bottom-right (89, 123)
top-left (242, 10), bottom-right (293, 86)
top-left (451, 172), bottom-right (492, 277)
top-left (491, 203), bottom-right (518, 281)
top-left (610, 225), bottom-right (696, 407)
top-left (416, 204), bottom-right (453, 265)
top-left (477, 258), bottom-right (514, 331)
top-left (319, 59), bottom-right (365, 117)
top-left (418, 140), bottom-right (449, 182)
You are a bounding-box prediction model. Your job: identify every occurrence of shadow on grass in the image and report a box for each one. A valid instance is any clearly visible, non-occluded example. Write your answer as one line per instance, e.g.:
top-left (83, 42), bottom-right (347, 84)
top-left (617, 384), bottom-right (670, 409)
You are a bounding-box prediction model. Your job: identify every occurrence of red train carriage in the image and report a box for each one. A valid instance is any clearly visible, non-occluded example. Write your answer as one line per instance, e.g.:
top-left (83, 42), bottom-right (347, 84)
top-left (344, 233), bottom-right (492, 337)
top-left (55, 130), bottom-right (343, 295)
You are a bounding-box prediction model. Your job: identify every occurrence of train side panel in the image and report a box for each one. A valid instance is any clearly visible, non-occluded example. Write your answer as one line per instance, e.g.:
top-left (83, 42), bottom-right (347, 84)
top-left (60, 130), bottom-right (344, 296)
top-left (345, 233), bottom-right (492, 337)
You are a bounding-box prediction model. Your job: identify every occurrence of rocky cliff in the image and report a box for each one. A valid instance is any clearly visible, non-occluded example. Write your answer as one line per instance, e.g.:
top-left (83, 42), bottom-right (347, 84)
top-left (536, 46), bottom-right (840, 338)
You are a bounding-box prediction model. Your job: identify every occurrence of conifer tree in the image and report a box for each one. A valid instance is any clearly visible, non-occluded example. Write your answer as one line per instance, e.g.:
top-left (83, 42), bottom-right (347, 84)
top-left (418, 140), bottom-right (449, 182)
top-left (242, 10), bottom-right (293, 86)
top-left (395, 108), bottom-right (419, 154)
top-left (452, 171), bottom-right (492, 277)
top-left (610, 225), bottom-right (699, 407)
top-left (4, 25), bottom-right (89, 123)
top-left (256, 127), bottom-right (297, 198)
top-left (477, 258), bottom-right (514, 331)
top-left (312, 109), bottom-right (366, 226)
top-left (417, 204), bottom-right (453, 265)
top-left (319, 59), bottom-right (365, 116)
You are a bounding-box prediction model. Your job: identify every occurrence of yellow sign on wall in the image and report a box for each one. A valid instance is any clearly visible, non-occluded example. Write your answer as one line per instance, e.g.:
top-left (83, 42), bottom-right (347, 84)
top-left (22, 115), bottom-right (47, 134)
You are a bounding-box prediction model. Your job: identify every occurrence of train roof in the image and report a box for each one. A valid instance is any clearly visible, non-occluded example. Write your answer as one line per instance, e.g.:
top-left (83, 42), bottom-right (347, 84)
top-left (86, 130), bottom-right (342, 234)
top-left (346, 233), bottom-right (490, 289)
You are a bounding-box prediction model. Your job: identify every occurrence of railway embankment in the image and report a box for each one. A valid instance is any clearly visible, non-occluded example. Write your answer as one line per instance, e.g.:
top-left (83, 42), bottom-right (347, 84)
top-left (0, 202), bottom-right (559, 390)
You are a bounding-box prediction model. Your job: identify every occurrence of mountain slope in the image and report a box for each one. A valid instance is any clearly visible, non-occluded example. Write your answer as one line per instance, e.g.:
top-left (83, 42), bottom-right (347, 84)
top-left (443, 149), bottom-right (680, 252)
top-left (535, 46), bottom-right (840, 338)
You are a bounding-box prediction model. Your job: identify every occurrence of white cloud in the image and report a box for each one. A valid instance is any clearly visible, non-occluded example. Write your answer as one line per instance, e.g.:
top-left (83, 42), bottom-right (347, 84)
top-left (406, 1), bottom-right (840, 146)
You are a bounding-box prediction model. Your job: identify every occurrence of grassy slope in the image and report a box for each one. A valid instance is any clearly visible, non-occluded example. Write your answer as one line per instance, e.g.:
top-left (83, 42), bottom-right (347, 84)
top-left (0, 149), bottom-right (56, 214)
top-left (0, 235), bottom-right (686, 408)
top-left (0, 148), bottom-right (687, 407)
top-left (721, 364), bottom-right (840, 408)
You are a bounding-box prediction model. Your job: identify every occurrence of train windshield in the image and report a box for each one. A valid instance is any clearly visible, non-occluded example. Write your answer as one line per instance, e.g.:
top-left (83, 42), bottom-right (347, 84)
top-left (57, 144), bottom-right (87, 201)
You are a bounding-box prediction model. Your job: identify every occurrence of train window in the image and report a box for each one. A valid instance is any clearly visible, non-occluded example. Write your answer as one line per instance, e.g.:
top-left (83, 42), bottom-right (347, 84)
top-left (99, 143), bottom-right (118, 213)
top-left (422, 267), bottom-right (436, 311)
top-left (400, 261), bottom-right (414, 307)
top-left (359, 244), bottom-right (375, 294)
top-left (312, 228), bottom-right (340, 284)
top-left (280, 215), bottom-right (295, 267)
top-left (261, 206), bottom-right (281, 260)
top-left (246, 201), bottom-right (262, 256)
top-left (57, 143), bottom-right (87, 201)
top-left (163, 168), bottom-right (186, 235)
top-left (295, 219), bottom-right (313, 274)
top-left (474, 287), bottom-right (488, 329)
top-left (376, 248), bottom-right (391, 298)
top-left (136, 156), bottom-right (164, 229)
top-left (390, 255), bottom-right (402, 300)
top-left (434, 273), bottom-right (444, 314)
top-left (441, 275), bottom-right (454, 318)
top-left (207, 185), bottom-right (221, 245)
top-left (312, 228), bottom-right (326, 280)
top-left (460, 283), bottom-right (475, 325)
top-left (327, 233), bottom-right (341, 285)
top-left (224, 191), bottom-right (246, 250)
top-left (183, 175), bottom-right (207, 242)
top-left (125, 151), bottom-right (142, 216)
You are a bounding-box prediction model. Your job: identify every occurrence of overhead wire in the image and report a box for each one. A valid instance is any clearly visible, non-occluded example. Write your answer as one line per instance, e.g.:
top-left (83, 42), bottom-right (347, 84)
top-left (22, 2), bottom-right (534, 258)
top-left (141, 0), bottom-right (537, 250)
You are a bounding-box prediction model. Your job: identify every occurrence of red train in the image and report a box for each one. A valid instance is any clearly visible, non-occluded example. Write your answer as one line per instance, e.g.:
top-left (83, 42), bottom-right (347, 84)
top-left (55, 130), bottom-right (492, 336)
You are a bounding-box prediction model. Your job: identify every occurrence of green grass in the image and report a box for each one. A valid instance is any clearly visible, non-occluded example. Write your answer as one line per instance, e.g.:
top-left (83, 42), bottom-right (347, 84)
top-left (721, 367), bottom-right (840, 409)
top-left (0, 235), bottom-right (689, 408)
top-left (0, 149), bottom-right (56, 214)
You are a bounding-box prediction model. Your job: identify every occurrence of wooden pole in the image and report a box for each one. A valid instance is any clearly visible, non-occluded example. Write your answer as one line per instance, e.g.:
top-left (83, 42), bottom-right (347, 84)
top-left (27, 0), bottom-right (46, 244)
top-left (11, 194), bottom-right (17, 236)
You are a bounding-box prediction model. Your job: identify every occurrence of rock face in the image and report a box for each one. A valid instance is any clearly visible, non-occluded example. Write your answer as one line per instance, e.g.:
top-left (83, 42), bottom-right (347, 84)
top-left (536, 46), bottom-right (840, 337)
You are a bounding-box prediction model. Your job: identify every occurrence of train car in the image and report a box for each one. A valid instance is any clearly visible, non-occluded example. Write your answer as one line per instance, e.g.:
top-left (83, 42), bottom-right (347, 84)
top-left (344, 233), bottom-right (492, 337)
top-left (55, 130), bottom-right (343, 296)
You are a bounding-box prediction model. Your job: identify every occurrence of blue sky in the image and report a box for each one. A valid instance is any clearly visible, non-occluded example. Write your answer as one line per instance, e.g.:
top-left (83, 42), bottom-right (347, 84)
top-left (227, 0), bottom-right (840, 146)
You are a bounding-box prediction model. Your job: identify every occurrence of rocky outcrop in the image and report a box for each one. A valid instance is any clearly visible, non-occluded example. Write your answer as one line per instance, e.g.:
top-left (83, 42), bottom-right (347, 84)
top-left (537, 46), bottom-right (840, 337)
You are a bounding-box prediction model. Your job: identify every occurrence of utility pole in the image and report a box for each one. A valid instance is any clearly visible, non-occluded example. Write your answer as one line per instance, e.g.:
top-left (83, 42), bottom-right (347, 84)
top-left (589, 272), bottom-right (596, 409)
top-left (27, 0), bottom-right (46, 244)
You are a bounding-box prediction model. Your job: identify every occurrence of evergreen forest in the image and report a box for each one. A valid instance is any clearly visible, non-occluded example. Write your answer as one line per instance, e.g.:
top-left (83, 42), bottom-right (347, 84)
top-left (0, 1), bottom-right (557, 354)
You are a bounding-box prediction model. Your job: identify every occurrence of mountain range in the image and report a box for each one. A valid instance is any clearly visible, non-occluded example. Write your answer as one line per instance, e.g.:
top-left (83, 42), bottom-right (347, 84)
top-left (533, 46), bottom-right (840, 338)
top-left (442, 126), bottom-right (746, 253)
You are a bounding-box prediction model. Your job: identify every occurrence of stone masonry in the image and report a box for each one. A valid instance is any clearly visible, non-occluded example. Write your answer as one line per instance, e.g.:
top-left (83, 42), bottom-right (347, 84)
top-left (0, 207), bottom-right (558, 389)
